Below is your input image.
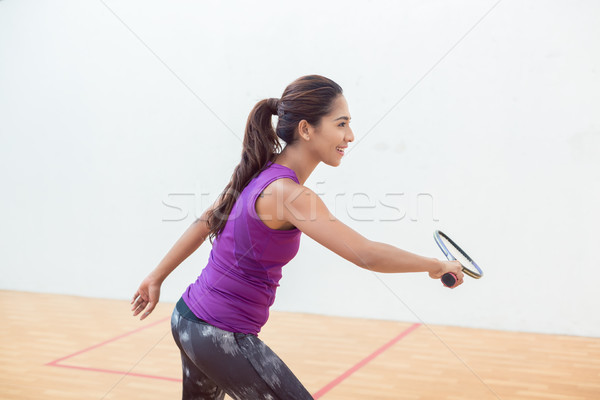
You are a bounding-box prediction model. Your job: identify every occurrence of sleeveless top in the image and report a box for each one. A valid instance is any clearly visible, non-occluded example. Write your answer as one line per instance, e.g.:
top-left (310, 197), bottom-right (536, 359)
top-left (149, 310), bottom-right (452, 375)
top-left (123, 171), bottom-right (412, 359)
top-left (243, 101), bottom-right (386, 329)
top-left (182, 160), bottom-right (302, 335)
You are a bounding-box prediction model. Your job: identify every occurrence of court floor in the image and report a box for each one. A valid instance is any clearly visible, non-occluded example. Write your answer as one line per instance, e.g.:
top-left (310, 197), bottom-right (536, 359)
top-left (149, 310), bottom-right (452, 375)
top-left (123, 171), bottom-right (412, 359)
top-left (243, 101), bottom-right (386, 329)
top-left (1, 290), bottom-right (598, 399)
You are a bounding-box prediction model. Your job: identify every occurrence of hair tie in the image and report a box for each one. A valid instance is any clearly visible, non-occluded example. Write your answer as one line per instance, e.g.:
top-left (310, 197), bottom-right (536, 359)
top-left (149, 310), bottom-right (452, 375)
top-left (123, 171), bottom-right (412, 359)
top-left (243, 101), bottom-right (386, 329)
top-left (268, 98), bottom-right (280, 116)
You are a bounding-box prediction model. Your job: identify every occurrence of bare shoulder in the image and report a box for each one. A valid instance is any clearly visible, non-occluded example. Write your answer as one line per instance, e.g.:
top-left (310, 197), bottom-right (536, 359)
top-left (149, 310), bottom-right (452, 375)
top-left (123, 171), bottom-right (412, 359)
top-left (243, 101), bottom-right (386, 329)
top-left (255, 177), bottom-right (303, 230)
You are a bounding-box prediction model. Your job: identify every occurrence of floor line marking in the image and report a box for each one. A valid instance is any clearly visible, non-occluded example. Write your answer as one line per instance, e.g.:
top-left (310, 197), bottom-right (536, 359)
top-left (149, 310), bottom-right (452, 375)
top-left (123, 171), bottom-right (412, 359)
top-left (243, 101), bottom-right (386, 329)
top-left (46, 315), bottom-right (422, 392)
top-left (312, 322), bottom-right (421, 399)
top-left (46, 316), bottom-right (170, 365)
top-left (47, 362), bottom-right (182, 382)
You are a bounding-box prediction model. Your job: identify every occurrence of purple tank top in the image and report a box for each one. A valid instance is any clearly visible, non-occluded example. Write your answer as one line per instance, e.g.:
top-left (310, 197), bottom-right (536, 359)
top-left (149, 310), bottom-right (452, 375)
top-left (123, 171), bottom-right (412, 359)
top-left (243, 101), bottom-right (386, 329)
top-left (182, 161), bottom-right (302, 335)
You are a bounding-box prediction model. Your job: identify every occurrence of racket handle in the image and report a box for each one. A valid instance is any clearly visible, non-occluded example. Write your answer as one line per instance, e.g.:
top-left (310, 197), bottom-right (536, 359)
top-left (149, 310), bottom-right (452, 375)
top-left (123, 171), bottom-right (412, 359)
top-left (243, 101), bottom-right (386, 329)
top-left (441, 272), bottom-right (457, 288)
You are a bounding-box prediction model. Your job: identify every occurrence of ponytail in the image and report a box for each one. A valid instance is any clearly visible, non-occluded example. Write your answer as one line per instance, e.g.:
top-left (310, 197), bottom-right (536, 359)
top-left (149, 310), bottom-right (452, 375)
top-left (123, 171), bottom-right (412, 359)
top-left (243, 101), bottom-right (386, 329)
top-left (205, 98), bottom-right (281, 244)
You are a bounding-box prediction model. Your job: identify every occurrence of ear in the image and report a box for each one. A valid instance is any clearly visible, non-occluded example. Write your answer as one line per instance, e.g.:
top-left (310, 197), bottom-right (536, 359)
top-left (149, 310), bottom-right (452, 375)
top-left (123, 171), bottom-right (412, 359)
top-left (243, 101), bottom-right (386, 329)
top-left (298, 120), bottom-right (311, 141)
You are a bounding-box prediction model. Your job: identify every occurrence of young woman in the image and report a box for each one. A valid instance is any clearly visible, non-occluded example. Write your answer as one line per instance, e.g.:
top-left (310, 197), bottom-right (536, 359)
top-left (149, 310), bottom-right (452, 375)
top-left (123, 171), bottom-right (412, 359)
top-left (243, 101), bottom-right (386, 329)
top-left (131, 74), bottom-right (463, 399)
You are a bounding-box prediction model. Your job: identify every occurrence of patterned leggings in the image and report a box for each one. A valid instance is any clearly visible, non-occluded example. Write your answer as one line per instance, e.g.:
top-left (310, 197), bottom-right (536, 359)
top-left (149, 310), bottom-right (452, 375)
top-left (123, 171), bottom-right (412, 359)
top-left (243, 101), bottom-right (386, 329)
top-left (171, 298), bottom-right (314, 400)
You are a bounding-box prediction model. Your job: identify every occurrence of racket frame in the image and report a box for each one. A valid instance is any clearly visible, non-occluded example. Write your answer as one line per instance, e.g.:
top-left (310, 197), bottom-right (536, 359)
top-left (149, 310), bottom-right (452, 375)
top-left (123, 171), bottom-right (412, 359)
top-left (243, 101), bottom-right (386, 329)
top-left (433, 230), bottom-right (483, 279)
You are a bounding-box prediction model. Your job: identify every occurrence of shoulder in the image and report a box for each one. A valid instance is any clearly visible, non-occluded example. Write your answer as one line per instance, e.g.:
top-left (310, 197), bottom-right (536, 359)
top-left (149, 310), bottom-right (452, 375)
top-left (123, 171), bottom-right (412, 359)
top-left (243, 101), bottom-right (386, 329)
top-left (257, 178), bottom-right (318, 217)
top-left (255, 177), bottom-right (308, 230)
top-left (261, 175), bottom-right (306, 195)
top-left (267, 177), bottom-right (315, 202)
top-left (257, 178), bottom-right (313, 211)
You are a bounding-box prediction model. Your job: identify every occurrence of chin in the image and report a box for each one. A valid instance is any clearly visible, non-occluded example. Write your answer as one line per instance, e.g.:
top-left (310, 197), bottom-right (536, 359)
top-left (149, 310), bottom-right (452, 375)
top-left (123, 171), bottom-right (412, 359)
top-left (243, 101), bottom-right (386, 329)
top-left (324, 159), bottom-right (342, 167)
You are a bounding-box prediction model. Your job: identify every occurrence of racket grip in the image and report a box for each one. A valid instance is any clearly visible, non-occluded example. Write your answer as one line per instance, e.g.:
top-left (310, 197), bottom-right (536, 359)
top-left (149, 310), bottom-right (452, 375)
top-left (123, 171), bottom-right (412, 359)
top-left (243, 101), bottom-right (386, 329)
top-left (441, 272), bottom-right (457, 288)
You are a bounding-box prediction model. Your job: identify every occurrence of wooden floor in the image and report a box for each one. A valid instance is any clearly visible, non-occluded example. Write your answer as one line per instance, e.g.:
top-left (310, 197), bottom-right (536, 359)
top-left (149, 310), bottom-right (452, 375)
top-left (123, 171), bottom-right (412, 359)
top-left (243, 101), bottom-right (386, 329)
top-left (1, 290), bottom-right (599, 400)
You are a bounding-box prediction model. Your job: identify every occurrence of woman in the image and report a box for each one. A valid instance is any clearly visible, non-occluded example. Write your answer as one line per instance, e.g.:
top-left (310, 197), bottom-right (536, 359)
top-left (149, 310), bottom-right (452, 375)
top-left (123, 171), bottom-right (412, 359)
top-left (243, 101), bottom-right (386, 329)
top-left (131, 74), bottom-right (463, 399)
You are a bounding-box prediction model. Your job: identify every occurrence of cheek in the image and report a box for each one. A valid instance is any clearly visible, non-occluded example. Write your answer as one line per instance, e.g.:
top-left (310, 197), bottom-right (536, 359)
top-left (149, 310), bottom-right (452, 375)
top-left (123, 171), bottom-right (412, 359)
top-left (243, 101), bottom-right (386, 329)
top-left (311, 128), bottom-right (339, 154)
top-left (324, 128), bottom-right (341, 144)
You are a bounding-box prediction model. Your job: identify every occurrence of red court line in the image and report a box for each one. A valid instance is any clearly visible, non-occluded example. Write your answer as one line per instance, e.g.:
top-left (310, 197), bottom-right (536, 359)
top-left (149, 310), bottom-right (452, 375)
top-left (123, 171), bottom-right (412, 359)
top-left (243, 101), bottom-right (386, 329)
top-left (46, 316), bottom-right (177, 381)
top-left (47, 362), bottom-right (181, 382)
top-left (312, 322), bottom-right (421, 399)
top-left (46, 316), bottom-right (170, 365)
top-left (47, 315), bottom-right (421, 397)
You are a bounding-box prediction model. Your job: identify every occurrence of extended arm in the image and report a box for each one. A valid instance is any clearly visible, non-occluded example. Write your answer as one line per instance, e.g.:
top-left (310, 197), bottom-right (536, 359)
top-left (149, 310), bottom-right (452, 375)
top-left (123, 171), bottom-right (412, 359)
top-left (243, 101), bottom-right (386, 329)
top-left (277, 180), bottom-right (463, 280)
top-left (131, 205), bottom-right (214, 320)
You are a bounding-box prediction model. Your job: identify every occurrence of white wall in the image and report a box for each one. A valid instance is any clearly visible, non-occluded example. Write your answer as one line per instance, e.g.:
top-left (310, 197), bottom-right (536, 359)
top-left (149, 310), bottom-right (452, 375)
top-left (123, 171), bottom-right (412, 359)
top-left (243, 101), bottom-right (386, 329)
top-left (1, 0), bottom-right (599, 337)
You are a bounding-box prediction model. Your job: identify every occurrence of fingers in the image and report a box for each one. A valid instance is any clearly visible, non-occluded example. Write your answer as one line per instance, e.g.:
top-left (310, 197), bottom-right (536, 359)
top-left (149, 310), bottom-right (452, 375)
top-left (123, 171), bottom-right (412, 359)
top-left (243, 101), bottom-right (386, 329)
top-left (131, 292), bottom-right (157, 320)
top-left (453, 262), bottom-right (463, 287)
top-left (139, 302), bottom-right (156, 321)
top-left (442, 262), bottom-right (464, 288)
top-left (131, 290), bottom-right (150, 316)
top-left (131, 279), bottom-right (161, 320)
top-left (131, 294), bottom-right (146, 312)
top-left (131, 291), bottom-right (139, 304)
top-left (451, 269), bottom-right (465, 288)
top-left (132, 301), bottom-right (145, 316)
top-left (132, 297), bottom-right (148, 312)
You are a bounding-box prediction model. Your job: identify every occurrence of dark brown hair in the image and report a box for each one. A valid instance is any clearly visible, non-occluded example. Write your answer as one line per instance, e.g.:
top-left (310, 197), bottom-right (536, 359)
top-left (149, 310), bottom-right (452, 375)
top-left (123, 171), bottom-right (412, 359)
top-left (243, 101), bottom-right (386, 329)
top-left (205, 74), bottom-right (343, 244)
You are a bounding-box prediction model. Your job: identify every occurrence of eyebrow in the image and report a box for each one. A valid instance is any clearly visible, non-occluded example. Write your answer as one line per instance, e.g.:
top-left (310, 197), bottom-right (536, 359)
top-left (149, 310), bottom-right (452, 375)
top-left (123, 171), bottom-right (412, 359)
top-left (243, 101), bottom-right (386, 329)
top-left (333, 116), bottom-right (351, 121)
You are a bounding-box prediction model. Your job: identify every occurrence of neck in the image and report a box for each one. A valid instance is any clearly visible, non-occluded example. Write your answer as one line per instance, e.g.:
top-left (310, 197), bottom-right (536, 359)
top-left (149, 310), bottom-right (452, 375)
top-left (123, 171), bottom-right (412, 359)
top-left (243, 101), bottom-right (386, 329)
top-left (272, 144), bottom-right (318, 186)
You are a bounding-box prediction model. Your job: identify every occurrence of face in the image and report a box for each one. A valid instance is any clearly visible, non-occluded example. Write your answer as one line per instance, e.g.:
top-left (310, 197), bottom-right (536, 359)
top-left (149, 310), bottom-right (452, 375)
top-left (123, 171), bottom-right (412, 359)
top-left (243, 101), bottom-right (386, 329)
top-left (300, 95), bottom-right (355, 166)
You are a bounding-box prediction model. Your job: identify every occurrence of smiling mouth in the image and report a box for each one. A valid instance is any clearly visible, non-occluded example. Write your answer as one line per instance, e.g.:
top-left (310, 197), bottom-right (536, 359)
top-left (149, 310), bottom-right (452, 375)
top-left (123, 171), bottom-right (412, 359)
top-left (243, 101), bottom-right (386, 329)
top-left (336, 146), bottom-right (346, 155)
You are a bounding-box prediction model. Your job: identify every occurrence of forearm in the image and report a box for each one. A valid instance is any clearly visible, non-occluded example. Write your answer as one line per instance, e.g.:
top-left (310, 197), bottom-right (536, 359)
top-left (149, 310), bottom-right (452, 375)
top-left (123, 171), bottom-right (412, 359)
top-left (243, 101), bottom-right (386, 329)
top-left (148, 218), bottom-right (210, 283)
top-left (365, 240), bottom-right (442, 274)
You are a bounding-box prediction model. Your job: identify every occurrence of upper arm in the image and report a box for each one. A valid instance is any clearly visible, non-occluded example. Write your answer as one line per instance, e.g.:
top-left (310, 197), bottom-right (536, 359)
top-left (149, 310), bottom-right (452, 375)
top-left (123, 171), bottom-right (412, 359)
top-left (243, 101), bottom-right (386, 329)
top-left (195, 200), bottom-right (220, 241)
top-left (278, 179), bottom-right (373, 268)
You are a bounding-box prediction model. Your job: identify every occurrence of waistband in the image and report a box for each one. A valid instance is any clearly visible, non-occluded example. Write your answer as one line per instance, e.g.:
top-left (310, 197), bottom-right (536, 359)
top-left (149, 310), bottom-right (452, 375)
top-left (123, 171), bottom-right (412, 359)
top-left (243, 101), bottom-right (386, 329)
top-left (176, 297), bottom-right (208, 324)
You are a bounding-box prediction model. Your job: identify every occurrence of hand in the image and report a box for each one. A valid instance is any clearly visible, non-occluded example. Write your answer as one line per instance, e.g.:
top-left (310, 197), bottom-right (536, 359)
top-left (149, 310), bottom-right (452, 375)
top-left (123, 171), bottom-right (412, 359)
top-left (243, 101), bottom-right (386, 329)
top-left (131, 275), bottom-right (161, 320)
top-left (429, 260), bottom-right (464, 288)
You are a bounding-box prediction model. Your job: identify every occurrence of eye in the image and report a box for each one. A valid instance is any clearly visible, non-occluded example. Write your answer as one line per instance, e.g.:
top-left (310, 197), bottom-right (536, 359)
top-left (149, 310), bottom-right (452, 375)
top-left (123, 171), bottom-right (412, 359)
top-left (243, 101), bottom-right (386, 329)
top-left (338, 122), bottom-right (346, 127)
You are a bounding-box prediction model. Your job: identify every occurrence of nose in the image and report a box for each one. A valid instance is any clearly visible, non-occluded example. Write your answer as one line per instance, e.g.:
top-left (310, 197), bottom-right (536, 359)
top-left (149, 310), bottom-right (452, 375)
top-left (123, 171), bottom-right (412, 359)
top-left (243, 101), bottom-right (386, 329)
top-left (346, 127), bottom-right (355, 143)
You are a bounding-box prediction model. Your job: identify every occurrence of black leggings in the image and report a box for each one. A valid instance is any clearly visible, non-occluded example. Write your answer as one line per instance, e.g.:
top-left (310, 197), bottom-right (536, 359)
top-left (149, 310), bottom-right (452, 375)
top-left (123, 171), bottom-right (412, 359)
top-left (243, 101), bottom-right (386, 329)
top-left (171, 298), bottom-right (314, 400)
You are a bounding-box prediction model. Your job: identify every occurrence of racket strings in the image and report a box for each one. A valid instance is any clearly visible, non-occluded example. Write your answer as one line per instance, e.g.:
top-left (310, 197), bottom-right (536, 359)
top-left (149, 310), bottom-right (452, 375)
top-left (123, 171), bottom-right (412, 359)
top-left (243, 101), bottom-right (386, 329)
top-left (439, 236), bottom-right (482, 278)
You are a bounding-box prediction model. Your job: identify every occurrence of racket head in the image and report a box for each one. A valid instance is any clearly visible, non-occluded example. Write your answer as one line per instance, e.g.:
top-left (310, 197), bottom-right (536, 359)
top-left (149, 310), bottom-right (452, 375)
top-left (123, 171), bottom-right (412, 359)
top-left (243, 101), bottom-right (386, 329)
top-left (433, 230), bottom-right (483, 279)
